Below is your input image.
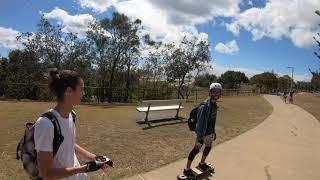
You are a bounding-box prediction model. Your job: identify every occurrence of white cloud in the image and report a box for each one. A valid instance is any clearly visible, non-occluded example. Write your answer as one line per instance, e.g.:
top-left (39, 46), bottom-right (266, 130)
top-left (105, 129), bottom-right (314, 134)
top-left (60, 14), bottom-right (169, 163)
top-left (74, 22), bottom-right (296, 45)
top-left (289, 28), bottom-right (316, 48)
top-left (226, 0), bottom-right (320, 48)
top-left (74, 0), bottom-right (242, 44)
top-left (146, 0), bottom-right (240, 25)
top-left (225, 22), bottom-right (240, 36)
top-left (214, 40), bottom-right (239, 54)
top-left (248, 0), bottom-right (253, 6)
top-left (77, 0), bottom-right (117, 13)
top-left (0, 27), bottom-right (22, 49)
top-left (43, 7), bottom-right (95, 37)
top-left (114, 0), bottom-right (241, 44)
top-left (116, 0), bottom-right (192, 44)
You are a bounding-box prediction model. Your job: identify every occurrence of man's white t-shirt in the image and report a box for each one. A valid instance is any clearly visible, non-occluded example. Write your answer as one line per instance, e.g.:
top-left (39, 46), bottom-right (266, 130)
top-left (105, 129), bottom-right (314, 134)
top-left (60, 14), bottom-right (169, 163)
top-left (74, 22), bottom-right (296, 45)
top-left (34, 109), bottom-right (87, 180)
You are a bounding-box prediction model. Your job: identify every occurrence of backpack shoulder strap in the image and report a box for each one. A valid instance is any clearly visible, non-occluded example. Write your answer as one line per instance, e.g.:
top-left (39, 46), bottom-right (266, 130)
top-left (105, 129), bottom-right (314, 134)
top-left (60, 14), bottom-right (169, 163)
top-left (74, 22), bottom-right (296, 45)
top-left (41, 112), bottom-right (64, 157)
top-left (71, 110), bottom-right (76, 124)
top-left (42, 112), bottom-right (62, 135)
top-left (198, 102), bottom-right (206, 107)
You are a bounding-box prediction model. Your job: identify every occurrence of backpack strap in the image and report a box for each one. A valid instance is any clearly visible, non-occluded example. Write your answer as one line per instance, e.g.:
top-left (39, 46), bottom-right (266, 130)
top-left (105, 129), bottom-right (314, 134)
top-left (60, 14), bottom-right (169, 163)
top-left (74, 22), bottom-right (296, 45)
top-left (16, 138), bottom-right (23, 160)
top-left (198, 102), bottom-right (206, 111)
top-left (71, 110), bottom-right (76, 124)
top-left (41, 112), bottom-right (64, 157)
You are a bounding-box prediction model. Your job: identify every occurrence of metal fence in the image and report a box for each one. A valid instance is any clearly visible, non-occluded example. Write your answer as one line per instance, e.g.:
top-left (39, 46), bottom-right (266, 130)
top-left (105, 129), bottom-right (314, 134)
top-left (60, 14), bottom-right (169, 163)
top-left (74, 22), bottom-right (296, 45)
top-left (0, 83), bottom-right (260, 103)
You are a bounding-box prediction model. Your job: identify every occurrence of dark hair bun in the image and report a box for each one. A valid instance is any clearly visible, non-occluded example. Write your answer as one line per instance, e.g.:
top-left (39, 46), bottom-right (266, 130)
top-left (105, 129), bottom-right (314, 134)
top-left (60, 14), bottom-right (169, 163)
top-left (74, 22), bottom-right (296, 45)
top-left (49, 68), bottom-right (60, 80)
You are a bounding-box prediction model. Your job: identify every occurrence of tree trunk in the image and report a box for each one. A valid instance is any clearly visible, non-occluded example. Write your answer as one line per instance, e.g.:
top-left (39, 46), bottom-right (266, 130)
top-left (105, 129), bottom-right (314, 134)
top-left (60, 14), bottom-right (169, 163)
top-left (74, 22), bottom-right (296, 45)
top-left (125, 61), bottom-right (130, 102)
top-left (177, 75), bottom-right (185, 99)
top-left (108, 47), bottom-right (122, 102)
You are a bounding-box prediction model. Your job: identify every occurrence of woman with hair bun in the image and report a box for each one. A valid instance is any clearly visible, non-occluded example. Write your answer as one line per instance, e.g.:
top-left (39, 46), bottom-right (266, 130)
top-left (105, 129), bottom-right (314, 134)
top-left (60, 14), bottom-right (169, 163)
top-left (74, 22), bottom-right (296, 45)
top-left (33, 68), bottom-right (112, 180)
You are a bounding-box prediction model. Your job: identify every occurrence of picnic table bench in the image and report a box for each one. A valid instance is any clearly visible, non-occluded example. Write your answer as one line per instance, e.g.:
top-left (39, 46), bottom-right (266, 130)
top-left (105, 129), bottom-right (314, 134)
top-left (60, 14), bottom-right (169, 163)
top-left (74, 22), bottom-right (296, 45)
top-left (136, 99), bottom-right (186, 125)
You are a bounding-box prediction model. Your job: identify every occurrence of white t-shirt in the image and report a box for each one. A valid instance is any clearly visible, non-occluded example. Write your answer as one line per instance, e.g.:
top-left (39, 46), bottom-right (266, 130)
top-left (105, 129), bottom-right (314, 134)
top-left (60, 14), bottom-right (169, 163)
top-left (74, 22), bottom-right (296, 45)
top-left (34, 109), bottom-right (87, 180)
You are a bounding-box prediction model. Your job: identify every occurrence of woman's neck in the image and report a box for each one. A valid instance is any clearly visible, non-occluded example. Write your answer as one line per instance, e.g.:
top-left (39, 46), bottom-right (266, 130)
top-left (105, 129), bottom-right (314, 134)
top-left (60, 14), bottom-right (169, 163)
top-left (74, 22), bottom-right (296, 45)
top-left (54, 102), bottom-right (73, 119)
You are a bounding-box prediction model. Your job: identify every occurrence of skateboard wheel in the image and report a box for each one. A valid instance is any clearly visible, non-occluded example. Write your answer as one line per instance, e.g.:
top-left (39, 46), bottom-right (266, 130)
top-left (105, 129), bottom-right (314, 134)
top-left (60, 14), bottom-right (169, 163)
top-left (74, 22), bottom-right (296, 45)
top-left (177, 174), bottom-right (187, 180)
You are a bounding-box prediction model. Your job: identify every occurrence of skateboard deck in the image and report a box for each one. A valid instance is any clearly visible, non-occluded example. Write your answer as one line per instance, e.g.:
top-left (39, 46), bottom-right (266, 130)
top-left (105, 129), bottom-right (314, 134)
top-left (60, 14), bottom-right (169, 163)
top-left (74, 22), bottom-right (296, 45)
top-left (177, 163), bottom-right (214, 180)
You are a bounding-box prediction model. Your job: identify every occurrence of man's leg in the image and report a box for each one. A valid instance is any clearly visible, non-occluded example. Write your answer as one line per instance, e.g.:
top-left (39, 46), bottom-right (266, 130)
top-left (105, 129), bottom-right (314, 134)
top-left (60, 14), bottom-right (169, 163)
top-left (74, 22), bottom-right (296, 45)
top-left (200, 145), bottom-right (212, 163)
top-left (199, 134), bottom-right (214, 165)
top-left (184, 140), bottom-right (202, 178)
top-left (186, 143), bottom-right (202, 169)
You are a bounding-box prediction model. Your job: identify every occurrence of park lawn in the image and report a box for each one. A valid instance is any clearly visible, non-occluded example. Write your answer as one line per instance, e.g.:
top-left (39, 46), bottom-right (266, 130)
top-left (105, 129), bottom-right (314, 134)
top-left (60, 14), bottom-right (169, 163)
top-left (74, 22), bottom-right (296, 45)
top-left (0, 95), bottom-right (272, 179)
top-left (294, 93), bottom-right (320, 122)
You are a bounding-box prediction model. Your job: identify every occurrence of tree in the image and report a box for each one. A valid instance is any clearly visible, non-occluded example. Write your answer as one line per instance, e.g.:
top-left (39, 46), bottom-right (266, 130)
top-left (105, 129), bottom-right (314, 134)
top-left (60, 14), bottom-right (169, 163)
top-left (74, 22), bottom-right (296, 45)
top-left (195, 73), bottom-right (217, 87)
top-left (277, 75), bottom-right (291, 91)
top-left (87, 13), bottom-right (142, 102)
top-left (146, 51), bottom-right (164, 88)
top-left (86, 20), bottom-right (111, 102)
top-left (0, 57), bottom-right (9, 96)
top-left (63, 33), bottom-right (92, 77)
top-left (140, 34), bottom-right (163, 89)
top-left (311, 72), bottom-right (320, 91)
top-left (4, 49), bottom-right (41, 99)
top-left (164, 36), bottom-right (210, 99)
top-left (16, 16), bottom-right (96, 100)
top-left (313, 10), bottom-right (320, 61)
top-left (18, 17), bottom-right (88, 74)
top-left (121, 19), bottom-right (141, 102)
top-left (250, 72), bottom-right (278, 93)
top-left (36, 16), bottom-right (64, 69)
top-left (103, 13), bottom-right (142, 102)
top-left (218, 71), bottom-right (249, 89)
top-left (296, 81), bottom-right (313, 92)
top-left (310, 11), bottom-right (320, 91)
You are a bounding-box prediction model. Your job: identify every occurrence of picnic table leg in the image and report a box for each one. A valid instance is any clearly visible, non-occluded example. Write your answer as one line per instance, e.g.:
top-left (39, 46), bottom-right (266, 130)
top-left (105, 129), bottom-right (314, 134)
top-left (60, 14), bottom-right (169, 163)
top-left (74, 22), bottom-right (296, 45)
top-left (145, 104), bottom-right (151, 125)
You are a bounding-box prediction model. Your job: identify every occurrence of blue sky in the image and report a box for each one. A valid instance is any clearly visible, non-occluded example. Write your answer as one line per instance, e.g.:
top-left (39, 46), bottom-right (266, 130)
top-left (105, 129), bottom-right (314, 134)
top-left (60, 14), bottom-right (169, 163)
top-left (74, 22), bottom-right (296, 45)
top-left (0, 0), bottom-right (319, 81)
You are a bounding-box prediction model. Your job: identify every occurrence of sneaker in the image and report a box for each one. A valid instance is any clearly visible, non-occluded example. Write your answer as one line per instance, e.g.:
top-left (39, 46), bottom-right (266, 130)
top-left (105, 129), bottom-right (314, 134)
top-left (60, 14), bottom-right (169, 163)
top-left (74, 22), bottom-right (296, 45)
top-left (183, 168), bottom-right (195, 178)
top-left (198, 162), bottom-right (212, 171)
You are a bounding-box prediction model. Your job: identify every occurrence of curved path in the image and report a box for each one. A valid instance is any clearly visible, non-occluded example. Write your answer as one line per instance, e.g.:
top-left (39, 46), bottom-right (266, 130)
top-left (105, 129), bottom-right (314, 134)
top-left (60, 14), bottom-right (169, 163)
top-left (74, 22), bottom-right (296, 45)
top-left (123, 95), bottom-right (320, 180)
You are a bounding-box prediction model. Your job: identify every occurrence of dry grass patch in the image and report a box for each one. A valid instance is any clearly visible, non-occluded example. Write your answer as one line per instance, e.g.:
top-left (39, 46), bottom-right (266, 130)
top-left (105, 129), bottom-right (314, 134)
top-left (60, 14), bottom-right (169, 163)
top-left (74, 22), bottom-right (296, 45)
top-left (0, 95), bottom-right (272, 179)
top-left (294, 93), bottom-right (320, 122)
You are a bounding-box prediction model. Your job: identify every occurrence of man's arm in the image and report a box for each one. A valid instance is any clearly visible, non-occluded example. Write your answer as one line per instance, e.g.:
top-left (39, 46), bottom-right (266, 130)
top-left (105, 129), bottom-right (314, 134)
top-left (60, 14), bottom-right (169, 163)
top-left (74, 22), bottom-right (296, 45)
top-left (75, 144), bottom-right (96, 161)
top-left (196, 105), bottom-right (206, 137)
top-left (37, 151), bottom-right (86, 179)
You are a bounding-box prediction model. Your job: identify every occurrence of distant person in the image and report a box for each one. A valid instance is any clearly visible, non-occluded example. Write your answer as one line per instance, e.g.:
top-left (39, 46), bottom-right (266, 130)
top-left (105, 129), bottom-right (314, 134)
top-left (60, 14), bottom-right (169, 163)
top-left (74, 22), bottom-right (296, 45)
top-left (183, 83), bottom-right (221, 178)
top-left (289, 91), bottom-right (294, 103)
top-left (283, 91), bottom-right (287, 103)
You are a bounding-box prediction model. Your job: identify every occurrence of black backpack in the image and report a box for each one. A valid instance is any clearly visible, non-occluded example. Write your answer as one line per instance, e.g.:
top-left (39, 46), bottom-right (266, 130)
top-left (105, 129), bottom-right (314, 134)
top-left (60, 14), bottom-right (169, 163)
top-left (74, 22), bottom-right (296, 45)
top-left (16, 110), bottom-right (76, 179)
top-left (188, 103), bottom-right (205, 131)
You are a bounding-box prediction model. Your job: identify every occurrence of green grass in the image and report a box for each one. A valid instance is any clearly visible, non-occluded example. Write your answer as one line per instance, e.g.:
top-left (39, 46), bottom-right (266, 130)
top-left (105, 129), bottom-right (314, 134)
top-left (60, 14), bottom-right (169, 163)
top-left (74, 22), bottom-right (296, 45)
top-left (0, 95), bottom-right (272, 179)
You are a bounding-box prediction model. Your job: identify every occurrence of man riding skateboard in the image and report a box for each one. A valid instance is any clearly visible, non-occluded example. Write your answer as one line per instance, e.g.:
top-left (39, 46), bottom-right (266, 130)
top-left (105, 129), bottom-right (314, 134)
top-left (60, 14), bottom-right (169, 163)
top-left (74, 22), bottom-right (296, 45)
top-left (183, 83), bottom-right (222, 178)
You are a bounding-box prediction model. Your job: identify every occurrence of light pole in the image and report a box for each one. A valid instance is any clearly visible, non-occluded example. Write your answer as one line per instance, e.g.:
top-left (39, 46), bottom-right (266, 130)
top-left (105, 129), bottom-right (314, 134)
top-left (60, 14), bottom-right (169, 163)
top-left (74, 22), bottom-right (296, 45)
top-left (286, 67), bottom-right (294, 90)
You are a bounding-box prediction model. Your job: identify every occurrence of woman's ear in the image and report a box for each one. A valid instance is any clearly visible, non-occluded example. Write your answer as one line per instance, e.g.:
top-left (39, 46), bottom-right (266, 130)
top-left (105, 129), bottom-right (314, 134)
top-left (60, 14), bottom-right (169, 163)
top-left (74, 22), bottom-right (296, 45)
top-left (65, 87), bottom-right (73, 96)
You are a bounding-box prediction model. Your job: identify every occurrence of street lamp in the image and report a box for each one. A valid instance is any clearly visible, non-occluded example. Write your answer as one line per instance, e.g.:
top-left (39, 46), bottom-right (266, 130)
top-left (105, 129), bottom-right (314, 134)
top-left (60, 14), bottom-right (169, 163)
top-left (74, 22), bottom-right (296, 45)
top-left (286, 67), bottom-right (294, 90)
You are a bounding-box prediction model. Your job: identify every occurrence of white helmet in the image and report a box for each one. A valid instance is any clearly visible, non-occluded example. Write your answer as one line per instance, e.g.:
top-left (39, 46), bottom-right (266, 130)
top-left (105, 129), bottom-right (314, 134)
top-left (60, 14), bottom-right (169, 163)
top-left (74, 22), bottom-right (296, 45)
top-left (210, 83), bottom-right (222, 91)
